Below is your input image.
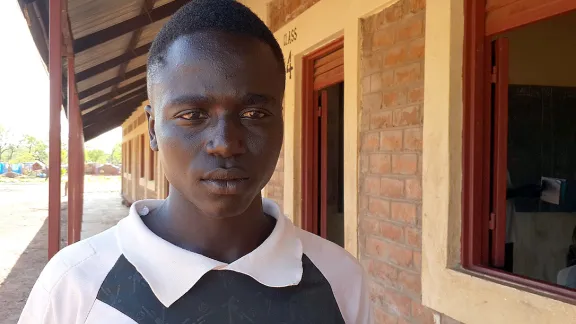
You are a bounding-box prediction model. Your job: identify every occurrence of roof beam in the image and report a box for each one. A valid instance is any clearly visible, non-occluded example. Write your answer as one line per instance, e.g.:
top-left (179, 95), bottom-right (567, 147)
top-left (75, 43), bottom-right (150, 82)
top-left (73, 0), bottom-right (189, 53)
top-left (83, 91), bottom-right (148, 124)
top-left (107, 0), bottom-right (157, 111)
top-left (78, 65), bottom-right (146, 100)
top-left (80, 78), bottom-right (147, 111)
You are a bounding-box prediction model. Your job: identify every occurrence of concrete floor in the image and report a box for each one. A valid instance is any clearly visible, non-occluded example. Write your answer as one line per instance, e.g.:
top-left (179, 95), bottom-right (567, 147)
top-left (0, 176), bottom-right (127, 324)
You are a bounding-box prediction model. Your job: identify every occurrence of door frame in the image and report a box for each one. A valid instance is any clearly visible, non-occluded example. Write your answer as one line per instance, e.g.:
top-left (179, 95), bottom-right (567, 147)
top-left (301, 37), bottom-right (344, 235)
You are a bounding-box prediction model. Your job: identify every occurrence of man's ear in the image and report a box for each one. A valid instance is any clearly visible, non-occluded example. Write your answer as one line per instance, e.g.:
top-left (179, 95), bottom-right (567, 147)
top-left (144, 105), bottom-right (158, 151)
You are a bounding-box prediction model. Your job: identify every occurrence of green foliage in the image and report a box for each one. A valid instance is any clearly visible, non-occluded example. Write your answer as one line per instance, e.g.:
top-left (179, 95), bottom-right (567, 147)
top-left (109, 143), bottom-right (122, 165)
top-left (85, 149), bottom-right (108, 163)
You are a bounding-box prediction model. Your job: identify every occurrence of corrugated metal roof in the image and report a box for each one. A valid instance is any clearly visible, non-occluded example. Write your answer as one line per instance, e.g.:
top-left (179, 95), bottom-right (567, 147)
top-left (17, 0), bottom-right (189, 141)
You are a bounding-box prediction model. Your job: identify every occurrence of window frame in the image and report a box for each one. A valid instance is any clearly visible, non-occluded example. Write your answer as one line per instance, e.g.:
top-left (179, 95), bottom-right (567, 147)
top-left (461, 0), bottom-right (576, 303)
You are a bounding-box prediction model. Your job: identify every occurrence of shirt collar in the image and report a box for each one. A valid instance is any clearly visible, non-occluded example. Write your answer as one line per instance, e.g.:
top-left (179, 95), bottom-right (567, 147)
top-left (116, 198), bottom-right (303, 308)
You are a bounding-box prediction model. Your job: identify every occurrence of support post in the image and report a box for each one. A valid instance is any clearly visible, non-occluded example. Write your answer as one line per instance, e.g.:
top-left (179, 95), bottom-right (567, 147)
top-left (48, 0), bottom-right (62, 259)
top-left (67, 54), bottom-right (83, 244)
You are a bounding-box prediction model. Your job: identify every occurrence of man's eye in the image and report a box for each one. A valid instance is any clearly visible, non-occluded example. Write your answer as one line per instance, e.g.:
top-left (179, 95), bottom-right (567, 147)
top-left (241, 110), bottom-right (268, 119)
top-left (179, 111), bottom-right (209, 120)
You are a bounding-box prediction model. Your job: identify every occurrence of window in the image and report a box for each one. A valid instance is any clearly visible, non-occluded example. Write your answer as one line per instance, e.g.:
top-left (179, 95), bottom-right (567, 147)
top-left (140, 135), bottom-right (145, 178)
top-left (463, 3), bottom-right (576, 300)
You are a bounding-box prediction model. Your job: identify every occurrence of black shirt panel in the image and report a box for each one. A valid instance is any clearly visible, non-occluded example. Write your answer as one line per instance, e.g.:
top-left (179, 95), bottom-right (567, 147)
top-left (96, 254), bottom-right (346, 324)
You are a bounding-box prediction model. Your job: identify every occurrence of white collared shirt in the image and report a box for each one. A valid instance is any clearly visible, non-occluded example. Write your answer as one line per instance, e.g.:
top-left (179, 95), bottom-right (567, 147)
top-left (18, 199), bottom-right (372, 323)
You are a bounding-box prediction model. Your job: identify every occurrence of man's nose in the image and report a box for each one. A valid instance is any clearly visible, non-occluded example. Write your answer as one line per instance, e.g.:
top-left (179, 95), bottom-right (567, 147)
top-left (205, 117), bottom-right (246, 158)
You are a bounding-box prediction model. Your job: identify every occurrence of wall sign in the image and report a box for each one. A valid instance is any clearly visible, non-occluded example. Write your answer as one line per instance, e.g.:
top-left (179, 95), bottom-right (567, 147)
top-left (283, 28), bottom-right (297, 80)
top-left (283, 28), bottom-right (297, 46)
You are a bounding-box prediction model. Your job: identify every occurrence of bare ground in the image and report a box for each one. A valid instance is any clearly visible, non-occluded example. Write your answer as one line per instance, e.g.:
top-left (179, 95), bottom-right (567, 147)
top-left (0, 176), bottom-right (127, 324)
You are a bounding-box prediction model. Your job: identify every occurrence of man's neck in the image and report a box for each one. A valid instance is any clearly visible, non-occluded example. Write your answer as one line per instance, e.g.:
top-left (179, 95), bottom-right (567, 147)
top-left (142, 190), bottom-right (275, 264)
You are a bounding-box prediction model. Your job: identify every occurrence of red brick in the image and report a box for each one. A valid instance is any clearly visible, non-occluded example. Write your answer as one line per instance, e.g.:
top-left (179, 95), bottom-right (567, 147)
top-left (380, 221), bottom-right (404, 243)
top-left (371, 73), bottom-right (383, 92)
top-left (406, 178), bottom-right (422, 199)
top-left (380, 130), bottom-right (403, 151)
top-left (392, 154), bottom-right (418, 175)
top-left (399, 270), bottom-right (421, 295)
top-left (409, 0), bottom-right (426, 13)
top-left (394, 63), bottom-right (422, 85)
top-left (362, 76), bottom-right (371, 94)
top-left (360, 195), bottom-right (369, 212)
top-left (364, 259), bottom-right (399, 286)
top-left (361, 218), bottom-right (381, 235)
top-left (369, 197), bottom-right (391, 218)
top-left (384, 46), bottom-right (407, 67)
top-left (370, 111), bottom-right (393, 130)
top-left (364, 93), bottom-right (383, 111)
top-left (366, 237), bottom-right (387, 259)
top-left (404, 128), bottom-right (423, 151)
top-left (407, 86), bottom-right (424, 103)
top-left (360, 154), bottom-right (370, 173)
top-left (374, 30), bottom-right (395, 49)
top-left (412, 301), bottom-right (435, 324)
top-left (391, 202), bottom-right (416, 224)
top-left (374, 307), bottom-right (399, 324)
top-left (370, 153), bottom-right (391, 174)
top-left (363, 53), bottom-right (383, 75)
top-left (405, 227), bottom-right (421, 248)
top-left (364, 176), bottom-right (381, 195)
top-left (387, 243), bottom-right (413, 268)
top-left (362, 132), bottom-right (380, 152)
top-left (413, 251), bottom-right (422, 271)
top-left (385, 3), bottom-right (404, 23)
top-left (383, 287), bottom-right (412, 317)
top-left (381, 177), bottom-right (404, 198)
top-left (396, 16), bottom-right (424, 42)
top-left (382, 91), bottom-right (407, 108)
top-left (406, 39), bottom-right (425, 62)
top-left (382, 70), bottom-right (394, 87)
top-left (393, 105), bottom-right (421, 127)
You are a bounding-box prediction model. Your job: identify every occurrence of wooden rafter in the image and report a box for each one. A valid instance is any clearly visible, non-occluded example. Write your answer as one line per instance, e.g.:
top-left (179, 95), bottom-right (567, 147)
top-left (78, 65), bottom-right (147, 100)
top-left (75, 43), bottom-right (150, 82)
top-left (80, 78), bottom-right (147, 111)
top-left (73, 0), bottom-right (188, 53)
top-left (103, 0), bottom-right (156, 114)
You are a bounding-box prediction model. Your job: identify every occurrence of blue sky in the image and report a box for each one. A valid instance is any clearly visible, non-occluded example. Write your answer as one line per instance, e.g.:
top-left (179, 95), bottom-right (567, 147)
top-left (0, 1), bottom-right (121, 152)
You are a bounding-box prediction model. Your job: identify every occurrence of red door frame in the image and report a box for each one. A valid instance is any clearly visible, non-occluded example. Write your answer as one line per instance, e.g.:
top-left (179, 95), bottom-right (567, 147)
top-left (462, 0), bottom-right (576, 302)
top-left (301, 37), bottom-right (344, 236)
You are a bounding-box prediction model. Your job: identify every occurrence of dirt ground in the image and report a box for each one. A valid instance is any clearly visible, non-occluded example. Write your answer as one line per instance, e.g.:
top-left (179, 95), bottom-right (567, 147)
top-left (0, 176), bottom-right (127, 324)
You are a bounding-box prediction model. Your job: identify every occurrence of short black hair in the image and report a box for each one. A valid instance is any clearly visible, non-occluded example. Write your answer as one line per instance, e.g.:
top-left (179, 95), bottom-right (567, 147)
top-left (147, 0), bottom-right (284, 95)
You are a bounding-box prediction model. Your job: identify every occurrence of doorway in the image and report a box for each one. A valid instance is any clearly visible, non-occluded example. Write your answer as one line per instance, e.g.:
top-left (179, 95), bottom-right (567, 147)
top-left (301, 38), bottom-right (345, 247)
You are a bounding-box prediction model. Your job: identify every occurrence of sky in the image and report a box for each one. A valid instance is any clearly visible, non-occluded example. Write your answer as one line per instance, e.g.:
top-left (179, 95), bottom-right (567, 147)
top-left (0, 1), bottom-right (121, 153)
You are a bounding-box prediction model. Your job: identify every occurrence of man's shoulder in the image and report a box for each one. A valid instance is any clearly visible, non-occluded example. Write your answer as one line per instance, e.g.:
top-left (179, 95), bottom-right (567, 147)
top-left (295, 228), bottom-right (364, 280)
top-left (35, 227), bottom-right (121, 295)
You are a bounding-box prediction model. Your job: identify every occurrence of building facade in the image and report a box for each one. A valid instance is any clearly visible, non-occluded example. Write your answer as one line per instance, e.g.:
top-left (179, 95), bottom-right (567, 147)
top-left (121, 0), bottom-right (576, 323)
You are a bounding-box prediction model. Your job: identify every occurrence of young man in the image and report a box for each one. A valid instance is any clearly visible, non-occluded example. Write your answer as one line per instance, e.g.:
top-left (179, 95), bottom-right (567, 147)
top-left (18, 1), bottom-right (371, 323)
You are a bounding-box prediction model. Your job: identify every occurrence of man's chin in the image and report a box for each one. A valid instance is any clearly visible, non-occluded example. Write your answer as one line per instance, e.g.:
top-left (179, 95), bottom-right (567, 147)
top-left (190, 194), bottom-right (256, 219)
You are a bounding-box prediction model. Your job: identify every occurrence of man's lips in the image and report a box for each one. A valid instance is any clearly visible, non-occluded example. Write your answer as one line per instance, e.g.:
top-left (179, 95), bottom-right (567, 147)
top-left (201, 168), bottom-right (250, 181)
top-left (200, 168), bottom-right (250, 195)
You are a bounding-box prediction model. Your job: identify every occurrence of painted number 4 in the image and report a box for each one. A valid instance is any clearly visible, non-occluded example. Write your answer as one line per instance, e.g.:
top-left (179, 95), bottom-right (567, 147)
top-left (286, 51), bottom-right (294, 80)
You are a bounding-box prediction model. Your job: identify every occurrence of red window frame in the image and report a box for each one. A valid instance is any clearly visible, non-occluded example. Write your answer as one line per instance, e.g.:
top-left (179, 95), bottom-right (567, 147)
top-left (462, 0), bottom-right (576, 303)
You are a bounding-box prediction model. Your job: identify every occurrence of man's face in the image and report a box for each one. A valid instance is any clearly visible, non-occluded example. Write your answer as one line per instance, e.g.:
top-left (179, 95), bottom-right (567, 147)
top-left (147, 31), bottom-right (284, 218)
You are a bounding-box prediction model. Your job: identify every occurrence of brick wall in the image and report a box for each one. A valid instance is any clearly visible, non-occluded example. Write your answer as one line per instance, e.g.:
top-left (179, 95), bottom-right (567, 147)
top-left (266, 145), bottom-right (284, 210)
top-left (359, 0), bottom-right (428, 323)
top-left (359, 1), bottom-right (461, 323)
top-left (267, 0), bottom-right (321, 32)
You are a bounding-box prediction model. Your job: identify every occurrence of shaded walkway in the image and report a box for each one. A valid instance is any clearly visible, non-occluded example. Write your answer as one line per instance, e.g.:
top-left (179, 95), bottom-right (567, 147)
top-left (0, 176), bottom-right (127, 323)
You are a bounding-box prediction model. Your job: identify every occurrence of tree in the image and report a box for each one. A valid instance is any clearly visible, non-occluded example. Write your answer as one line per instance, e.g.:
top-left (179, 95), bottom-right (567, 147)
top-left (109, 143), bottom-right (122, 165)
top-left (85, 149), bottom-right (107, 163)
top-left (0, 125), bottom-right (19, 161)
